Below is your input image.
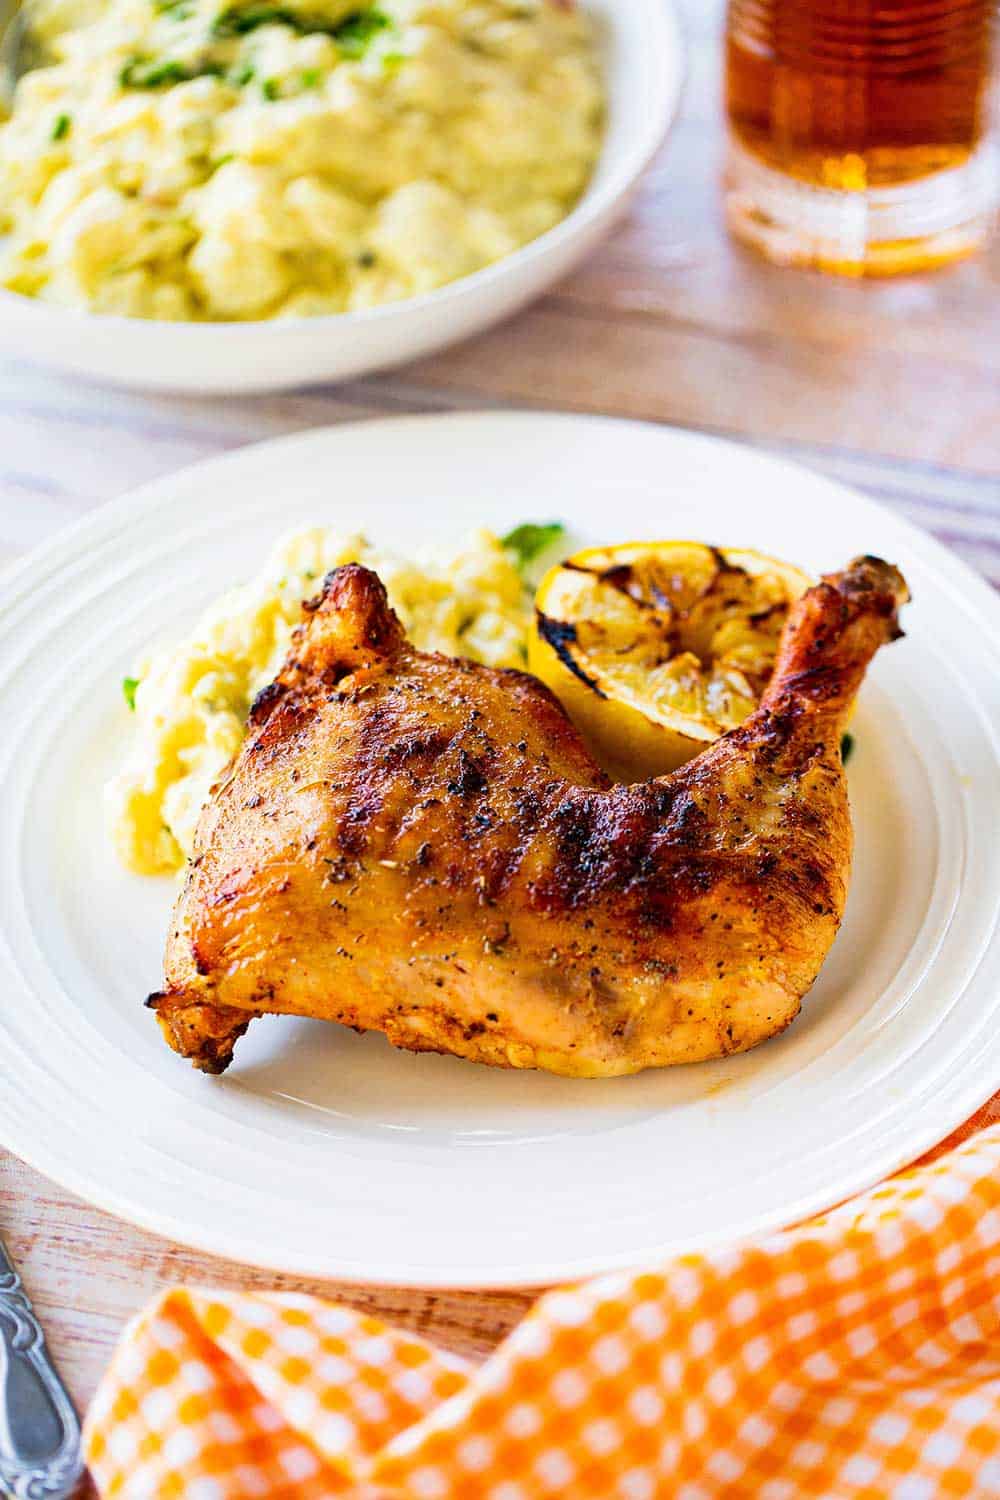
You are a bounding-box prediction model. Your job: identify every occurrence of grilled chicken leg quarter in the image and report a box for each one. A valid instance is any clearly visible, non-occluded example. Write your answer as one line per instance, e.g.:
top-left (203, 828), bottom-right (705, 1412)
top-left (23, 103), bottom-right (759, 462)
top-left (150, 555), bottom-right (909, 1076)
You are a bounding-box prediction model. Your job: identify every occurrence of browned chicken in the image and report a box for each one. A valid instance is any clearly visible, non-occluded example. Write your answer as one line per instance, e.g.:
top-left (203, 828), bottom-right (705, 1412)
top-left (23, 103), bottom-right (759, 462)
top-left (149, 554), bottom-right (909, 1077)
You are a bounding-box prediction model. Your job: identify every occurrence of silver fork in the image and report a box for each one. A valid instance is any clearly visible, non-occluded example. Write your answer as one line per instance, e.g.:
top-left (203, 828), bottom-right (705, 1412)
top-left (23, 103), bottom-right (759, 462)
top-left (0, 1237), bottom-right (82, 1499)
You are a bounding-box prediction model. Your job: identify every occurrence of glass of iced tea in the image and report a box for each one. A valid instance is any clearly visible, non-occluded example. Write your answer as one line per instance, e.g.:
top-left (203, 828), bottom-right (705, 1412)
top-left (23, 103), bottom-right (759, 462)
top-left (724, 1), bottom-right (998, 275)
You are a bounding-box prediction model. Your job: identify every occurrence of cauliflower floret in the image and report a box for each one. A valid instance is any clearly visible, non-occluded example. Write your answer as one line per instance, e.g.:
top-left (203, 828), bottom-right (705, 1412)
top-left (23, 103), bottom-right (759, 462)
top-left (43, 185), bottom-right (188, 302)
top-left (188, 160), bottom-right (301, 250)
top-left (87, 267), bottom-right (195, 319)
top-left (284, 176), bottom-right (368, 251)
top-left (371, 180), bottom-right (516, 293)
top-left (188, 232), bottom-right (290, 317)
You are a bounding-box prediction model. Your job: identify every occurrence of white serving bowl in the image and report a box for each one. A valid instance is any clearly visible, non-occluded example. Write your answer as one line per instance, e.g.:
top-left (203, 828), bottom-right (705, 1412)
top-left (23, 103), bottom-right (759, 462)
top-left (0, 0), bottom-right (683, 394)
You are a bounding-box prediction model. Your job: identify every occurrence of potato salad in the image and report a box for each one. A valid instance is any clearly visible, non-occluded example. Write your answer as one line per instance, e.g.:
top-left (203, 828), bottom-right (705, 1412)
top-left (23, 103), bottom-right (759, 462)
top-left (107, 525), bottom-right (558, 874)
top-left (0, 0), bottom-right (603, 320)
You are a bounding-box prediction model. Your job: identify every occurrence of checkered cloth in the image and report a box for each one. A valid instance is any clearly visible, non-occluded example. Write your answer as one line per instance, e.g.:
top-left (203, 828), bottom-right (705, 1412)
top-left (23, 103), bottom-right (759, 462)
top-left (84, 1100), bottom-right (1000, 1498)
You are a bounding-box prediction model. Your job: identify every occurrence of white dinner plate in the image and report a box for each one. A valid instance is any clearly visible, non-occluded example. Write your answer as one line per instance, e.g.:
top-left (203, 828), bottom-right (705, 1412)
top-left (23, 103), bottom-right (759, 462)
top-left (0, 0), bottom-right (682, 394)
top-left (2, 413), bottom-right (999, 1288)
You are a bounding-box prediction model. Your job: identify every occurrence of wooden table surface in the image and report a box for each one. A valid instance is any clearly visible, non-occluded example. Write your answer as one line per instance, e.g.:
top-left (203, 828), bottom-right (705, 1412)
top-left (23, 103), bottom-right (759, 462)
top-left (2, 0), bottom-right (999, 1436)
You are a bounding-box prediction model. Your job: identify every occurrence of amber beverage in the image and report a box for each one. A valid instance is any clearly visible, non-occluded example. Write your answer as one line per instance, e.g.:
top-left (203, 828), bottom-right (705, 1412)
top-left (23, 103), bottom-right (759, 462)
top-left (724, 1), bottom-right (998, 275)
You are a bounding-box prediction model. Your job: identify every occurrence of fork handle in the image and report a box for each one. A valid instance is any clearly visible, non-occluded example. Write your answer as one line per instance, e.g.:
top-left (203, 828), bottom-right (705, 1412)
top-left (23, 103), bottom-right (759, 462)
top-left (0, 1240), bottom-right (82, 1499)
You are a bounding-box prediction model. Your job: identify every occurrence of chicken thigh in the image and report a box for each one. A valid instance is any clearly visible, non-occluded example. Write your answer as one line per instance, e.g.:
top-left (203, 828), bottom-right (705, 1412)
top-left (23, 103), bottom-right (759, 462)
top-left (149, 554), bottom-right (909, 1076)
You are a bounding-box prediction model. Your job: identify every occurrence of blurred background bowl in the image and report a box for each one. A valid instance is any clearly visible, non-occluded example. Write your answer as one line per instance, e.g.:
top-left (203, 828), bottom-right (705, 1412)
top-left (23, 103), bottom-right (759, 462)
top-left (0, 0), bottom-right (684, 395)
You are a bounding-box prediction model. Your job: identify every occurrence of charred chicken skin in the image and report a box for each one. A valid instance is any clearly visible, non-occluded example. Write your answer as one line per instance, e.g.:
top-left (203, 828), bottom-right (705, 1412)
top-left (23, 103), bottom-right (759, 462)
top-left (149, 554), bottom-right (909, 1077)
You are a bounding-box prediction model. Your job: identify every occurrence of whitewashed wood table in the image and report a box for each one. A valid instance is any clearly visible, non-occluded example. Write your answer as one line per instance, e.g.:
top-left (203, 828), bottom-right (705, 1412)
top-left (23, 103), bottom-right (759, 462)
top-left (1, 0), bottom-right (999, 1441)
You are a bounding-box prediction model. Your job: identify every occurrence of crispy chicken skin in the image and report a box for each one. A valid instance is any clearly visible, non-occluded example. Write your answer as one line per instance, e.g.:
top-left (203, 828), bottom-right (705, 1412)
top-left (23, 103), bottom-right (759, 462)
top-left (149, 554), bottom-right (909, 1077)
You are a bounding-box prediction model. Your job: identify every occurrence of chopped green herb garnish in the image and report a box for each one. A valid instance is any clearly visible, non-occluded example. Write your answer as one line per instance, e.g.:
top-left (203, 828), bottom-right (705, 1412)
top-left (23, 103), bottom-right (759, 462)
top-left (300, 66), bottom-right (322, 87)
top-left (334, 7), bottom-right (389, 56)
top-left (230, 60), bottom-right (256, 84)
top-left (123, 676), bottom-right (140, 711)
top-left (120, 57), bottom-right (184, 87)
top-left (211, 152), bottom-right (236, 170)
top-left (212, 4), bottom-right (390, 56)
top-left (51, 112), bottom-right (71, 141)
top-left (156, 0), bottom-right (195, 15)
top-left (502, 521), bottom-right (566, 568)
top-left (214, 4), bottom-right (382, 39)
top-left (120, 56), bottom-right (225, 88)
top-left (357, 248), bottom-right (377, 267)
top-left (381, 48), bottom-right (406, 70)
top-left (262, 76), bottom-right (281, 99)
top-left (212, 4), bottom-right (298, 34)
top-left (840, 732), bottom-right (855, 764)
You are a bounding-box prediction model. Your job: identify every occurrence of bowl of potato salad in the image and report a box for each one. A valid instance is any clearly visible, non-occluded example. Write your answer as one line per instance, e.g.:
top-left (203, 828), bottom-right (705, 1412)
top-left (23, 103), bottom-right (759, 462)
top-left (0, 0), bottom-right (682, 391)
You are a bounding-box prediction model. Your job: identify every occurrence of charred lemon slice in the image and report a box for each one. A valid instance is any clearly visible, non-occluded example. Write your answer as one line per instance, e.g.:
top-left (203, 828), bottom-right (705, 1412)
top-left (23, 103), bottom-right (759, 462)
top-left (529, 541), bottom-right (812, 782)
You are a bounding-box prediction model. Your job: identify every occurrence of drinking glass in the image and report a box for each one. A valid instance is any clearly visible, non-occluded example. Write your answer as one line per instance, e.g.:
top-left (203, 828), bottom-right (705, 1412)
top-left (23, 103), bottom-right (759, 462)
top-left (725, 1), bottom-right (998, 275)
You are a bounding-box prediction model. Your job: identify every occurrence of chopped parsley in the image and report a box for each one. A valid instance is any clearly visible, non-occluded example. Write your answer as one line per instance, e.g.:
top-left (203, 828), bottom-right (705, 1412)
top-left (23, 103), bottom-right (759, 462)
top-left (333, 7), bottom-right (390, 56)
top-left (840, 732), bottom-right (855, 764)
top-left (212, 4), bottom-right (303, 34)
top-left (213, 4), bottom-right (391, 57)
top-left (51, 112), bottom-right (71, 141)
top-left (262, 76), bottom-right (281, 98)
top-left (502, 521), bottom-right (566, 569)
top-left (123, 676), bottom-right (140, 711)
top-left (300, 66), bottom-right (322, 87)
top-left (120, 56), bottom-right (226, 88)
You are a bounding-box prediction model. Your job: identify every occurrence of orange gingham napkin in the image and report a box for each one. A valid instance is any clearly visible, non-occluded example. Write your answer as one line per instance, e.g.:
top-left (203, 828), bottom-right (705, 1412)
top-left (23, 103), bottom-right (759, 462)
top-left (84, 1101), bottom-right (1000, 1499)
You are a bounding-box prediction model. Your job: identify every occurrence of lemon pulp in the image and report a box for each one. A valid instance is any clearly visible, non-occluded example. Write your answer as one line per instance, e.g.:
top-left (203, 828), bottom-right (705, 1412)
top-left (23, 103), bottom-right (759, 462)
top-left (530, 541), bottom-right (812, 782)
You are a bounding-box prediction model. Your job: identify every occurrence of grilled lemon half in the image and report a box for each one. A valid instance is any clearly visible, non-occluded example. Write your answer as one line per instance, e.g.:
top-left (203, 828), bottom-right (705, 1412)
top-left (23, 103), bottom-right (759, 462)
top-left (529, 541), bottom-right (812, 782)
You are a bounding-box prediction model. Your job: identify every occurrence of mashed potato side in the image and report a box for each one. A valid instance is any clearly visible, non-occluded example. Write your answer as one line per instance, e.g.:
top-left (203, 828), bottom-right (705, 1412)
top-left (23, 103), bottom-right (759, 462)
top-left (0, 0), bottom-right (603, 320)
top-left (108, 527), bottom-right (533, 873)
